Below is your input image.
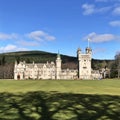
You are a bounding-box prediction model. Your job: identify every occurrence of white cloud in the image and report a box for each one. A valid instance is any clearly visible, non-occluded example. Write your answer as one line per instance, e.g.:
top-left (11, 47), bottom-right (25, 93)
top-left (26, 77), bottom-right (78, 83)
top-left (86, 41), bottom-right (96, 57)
top-left (112, 6), bottom-right (120, 15)
top-left (0, 31), bottom-right (56, 42)
top-left (0, 33), bottom-right (18, 40)
top-left (97, 6), bottom-right (111, 13)
top-left (44, 35), bottom-right (56, 41)
top-left (82, 4), bottom-right (95, 15)
top-left (0, 44), bottom-right (27, 53)
top-left (27, 30), bottom-right (56, 41)
top-left (95, 0), bottom-right (108, 2)
top-left (109, 20), bottom-right (120, 27)
top-left (16, 40), bottom-right (39, 46)
top-left (82, 1), bottom-right (120, 16)
top-left (0, 30), bottom-right (56, 52)
top-left (83, 32), bottom-right (117, 43)
top-left (96, 0), bottom-right (120, 2)
top-left (82, 3), bottom-right (111, 15)
top-left (0, 44), bottom-right (17, 52)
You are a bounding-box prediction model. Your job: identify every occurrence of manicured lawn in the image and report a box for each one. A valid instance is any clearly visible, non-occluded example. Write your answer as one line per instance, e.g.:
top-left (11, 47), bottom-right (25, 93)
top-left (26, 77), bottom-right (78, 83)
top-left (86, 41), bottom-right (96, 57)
top-left (0, 79), bottom-right (120, 95)
top-left (0, 79), bottom-right (120, 120)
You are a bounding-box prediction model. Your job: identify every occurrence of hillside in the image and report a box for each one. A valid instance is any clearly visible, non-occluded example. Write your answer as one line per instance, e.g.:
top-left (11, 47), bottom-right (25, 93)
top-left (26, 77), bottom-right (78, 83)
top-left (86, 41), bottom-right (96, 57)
top-left (0, 50), bottom-right (113, 69)
top-left (0, 51), bottom-right (78, 69)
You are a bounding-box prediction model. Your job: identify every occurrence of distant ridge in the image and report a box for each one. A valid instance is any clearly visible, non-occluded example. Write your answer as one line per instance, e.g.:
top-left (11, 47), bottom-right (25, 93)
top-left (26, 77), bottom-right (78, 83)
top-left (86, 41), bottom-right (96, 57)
top-left (0, 50), bottom-right (77, 68)
top-left (0, 50), bottom-right (113, 69)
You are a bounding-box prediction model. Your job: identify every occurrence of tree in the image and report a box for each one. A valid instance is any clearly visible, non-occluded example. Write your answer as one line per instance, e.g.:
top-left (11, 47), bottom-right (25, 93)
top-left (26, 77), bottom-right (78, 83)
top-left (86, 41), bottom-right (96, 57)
top-left (115, 52), bottom-right (120, 78)
top-left (0, 55), bottom-right (6, 66)
top-left (109, 52), bottom-right (120, 78)
top-left (110, 62), bottom-right (117, 78)
top-left (15, 56), bottom-right (20, 64)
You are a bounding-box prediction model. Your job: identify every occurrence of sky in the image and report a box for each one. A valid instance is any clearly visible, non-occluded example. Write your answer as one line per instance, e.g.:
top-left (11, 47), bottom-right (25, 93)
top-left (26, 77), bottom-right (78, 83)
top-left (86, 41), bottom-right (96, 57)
top-left (0, 0), bottom-right (120, 60)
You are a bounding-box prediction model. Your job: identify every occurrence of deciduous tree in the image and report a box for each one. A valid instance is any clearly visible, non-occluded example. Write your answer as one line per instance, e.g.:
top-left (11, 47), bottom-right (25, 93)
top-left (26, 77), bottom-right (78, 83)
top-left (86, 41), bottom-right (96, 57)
top-left (115, 52), bottom-right (120, 78)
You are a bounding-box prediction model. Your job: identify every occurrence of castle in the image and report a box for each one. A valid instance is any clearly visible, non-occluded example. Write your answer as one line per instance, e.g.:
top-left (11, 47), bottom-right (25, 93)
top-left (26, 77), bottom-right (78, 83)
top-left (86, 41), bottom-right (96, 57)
top-left (14, 47), bottom-right (101, 80)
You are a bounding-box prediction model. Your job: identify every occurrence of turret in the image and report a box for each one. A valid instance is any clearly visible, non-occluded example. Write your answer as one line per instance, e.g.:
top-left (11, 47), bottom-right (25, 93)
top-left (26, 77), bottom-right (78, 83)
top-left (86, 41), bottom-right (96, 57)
top-left (56, 52), bottom-right (62, 79)
top-left (77, 48), bottom-right (81, 54)
top-left (86, 47), bottom-right (92, 54)
top-left (77, 48), bottom-right (81, 60)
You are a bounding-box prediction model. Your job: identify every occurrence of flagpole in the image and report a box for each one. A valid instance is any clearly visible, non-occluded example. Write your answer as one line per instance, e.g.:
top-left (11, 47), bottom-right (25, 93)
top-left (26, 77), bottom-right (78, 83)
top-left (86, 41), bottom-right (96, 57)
top-left (88, 38), bottom-right (90, 48)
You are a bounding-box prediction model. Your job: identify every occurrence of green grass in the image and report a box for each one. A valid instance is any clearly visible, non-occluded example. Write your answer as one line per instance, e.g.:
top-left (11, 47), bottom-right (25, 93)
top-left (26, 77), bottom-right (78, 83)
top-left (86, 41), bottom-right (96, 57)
top-left (0, 79), bottom-right (120, 120)
top-left (0, 79), bottom-right (120, 95)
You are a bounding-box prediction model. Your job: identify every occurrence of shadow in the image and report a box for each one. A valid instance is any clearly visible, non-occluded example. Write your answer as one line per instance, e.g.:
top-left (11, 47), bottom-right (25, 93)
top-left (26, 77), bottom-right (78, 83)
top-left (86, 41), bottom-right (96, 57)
top-left (0, 91), bottom-right (120, 120)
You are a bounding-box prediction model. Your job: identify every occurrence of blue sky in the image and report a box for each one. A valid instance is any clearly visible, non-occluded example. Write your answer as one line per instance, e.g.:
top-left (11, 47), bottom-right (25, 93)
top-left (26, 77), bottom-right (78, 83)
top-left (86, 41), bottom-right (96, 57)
top-left (0, 0), bottom-right (120, 59)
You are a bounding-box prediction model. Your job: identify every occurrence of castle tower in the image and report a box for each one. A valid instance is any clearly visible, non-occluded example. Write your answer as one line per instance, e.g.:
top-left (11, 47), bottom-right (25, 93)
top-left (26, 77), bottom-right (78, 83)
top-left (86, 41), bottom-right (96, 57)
top-left (77, 47), bottom-right (92, 79)
top-left (56, 52), bottom-right (62, 79)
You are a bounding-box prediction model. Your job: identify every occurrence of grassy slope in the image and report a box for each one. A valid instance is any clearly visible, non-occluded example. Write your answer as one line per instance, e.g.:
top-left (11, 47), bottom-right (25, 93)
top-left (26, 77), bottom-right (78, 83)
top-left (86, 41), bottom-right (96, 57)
top-left (0, 79), bottom-right (120, 95)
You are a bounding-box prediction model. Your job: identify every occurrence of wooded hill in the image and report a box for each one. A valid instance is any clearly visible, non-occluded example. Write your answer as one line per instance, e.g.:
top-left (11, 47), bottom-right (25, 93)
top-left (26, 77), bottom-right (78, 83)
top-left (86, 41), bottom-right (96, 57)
top-left (0, 50), bottom-right (114, 79)
top-left (0, 50), bottom-right (113, 68)
top-left (0, 51), bottom-right (78, 69)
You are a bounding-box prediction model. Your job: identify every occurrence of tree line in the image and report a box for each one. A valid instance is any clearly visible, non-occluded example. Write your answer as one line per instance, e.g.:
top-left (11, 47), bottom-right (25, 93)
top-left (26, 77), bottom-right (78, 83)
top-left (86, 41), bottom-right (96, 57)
top-left (110, 52), bottom-right (120, 78)
top-left (0, 55), bottom-right (14, 79)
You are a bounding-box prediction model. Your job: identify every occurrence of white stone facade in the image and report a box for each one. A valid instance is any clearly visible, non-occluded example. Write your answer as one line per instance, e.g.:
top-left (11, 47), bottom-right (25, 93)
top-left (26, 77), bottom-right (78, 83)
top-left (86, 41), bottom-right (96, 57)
top-left (14, 53), bottom-right (77, 80)
top-left (14, 48), bottom-right (101, 80)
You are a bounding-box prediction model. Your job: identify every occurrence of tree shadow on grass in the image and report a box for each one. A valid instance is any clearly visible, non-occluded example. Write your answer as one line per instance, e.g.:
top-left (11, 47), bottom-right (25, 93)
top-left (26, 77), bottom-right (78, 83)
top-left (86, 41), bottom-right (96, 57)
top-left (0, 91), bottom-right (120, 120)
